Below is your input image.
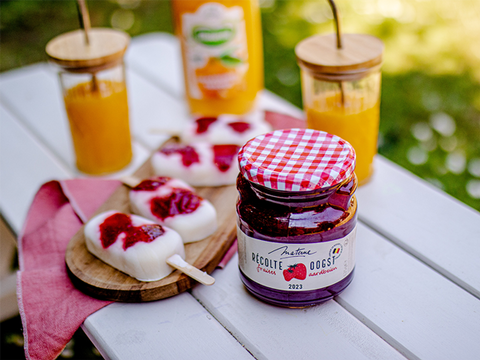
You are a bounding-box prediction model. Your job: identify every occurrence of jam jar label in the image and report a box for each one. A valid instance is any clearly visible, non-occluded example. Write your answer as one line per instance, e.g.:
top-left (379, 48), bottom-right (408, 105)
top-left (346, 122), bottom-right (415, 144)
top-left (237, 226), bottom-right (356, 291)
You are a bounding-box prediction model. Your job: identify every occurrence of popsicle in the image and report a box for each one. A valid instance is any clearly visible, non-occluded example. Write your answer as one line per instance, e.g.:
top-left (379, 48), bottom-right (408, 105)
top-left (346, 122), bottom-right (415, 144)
top-left (181, 114), bottom-right (272, 146)
top-left (129, 177), bottom-right (217, 243)
top-left (84, 210), bottom-right (186, 282)
top-left (151, 142), bottom-right (240, 187)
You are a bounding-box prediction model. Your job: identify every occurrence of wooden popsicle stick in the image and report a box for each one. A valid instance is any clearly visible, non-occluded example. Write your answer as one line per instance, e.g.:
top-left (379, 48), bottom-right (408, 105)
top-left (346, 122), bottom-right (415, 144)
top-left (166, 254), bottom-right (215, 286)
top-left (120, 175), bottom-right (141, 188)
top-left (148, 128), bottom-right (181, 136)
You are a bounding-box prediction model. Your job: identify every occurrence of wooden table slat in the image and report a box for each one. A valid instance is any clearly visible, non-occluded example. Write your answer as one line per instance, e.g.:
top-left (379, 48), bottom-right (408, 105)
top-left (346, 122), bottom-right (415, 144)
top-left (357, 157), bottom-right (480, 298)
top-left (126, 33), bottom-right (184, 99)
top-left (337, 223), bottom-right (480, 359)
top-left (127, 70), bottom-right (190, 150)
top-left (0, 63), bottom-right (75, 169)
top-left (0, 105), bottom-right (71, 234)
top-left (83, 292), bottom-right (255, 360)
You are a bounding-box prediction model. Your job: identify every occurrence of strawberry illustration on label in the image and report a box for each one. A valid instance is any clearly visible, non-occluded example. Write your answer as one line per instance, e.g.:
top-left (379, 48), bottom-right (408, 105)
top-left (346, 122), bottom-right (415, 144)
top-left (283, 263), bottom-right (307, 281)
top-left (283, 266), bottom-right (295, 281)
top-left (294, 263), bottom-right (307, 280)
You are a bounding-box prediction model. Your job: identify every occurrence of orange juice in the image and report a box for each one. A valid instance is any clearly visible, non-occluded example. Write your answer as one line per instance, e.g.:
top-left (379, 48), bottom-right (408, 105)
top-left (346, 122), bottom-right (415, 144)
top-left (172, 0), bottom-right (263, 116)
top-left (306, 92), bottom-right (380, 184)
top-left (64, 79), bottom-right (132, 175)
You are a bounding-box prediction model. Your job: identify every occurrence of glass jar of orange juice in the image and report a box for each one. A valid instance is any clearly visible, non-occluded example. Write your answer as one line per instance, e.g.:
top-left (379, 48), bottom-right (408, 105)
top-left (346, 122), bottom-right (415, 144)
top-left (295, 34), bottom-right (384, 185)
top-left (46, 28), bottom-right (132, 175)
top-left (172, 0), bottom-right (263, 116)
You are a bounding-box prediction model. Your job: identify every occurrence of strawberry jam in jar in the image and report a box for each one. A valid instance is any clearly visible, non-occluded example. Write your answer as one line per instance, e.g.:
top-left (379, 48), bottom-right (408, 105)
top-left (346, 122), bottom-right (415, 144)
top-left (236, 128), bottom-right (357, 307)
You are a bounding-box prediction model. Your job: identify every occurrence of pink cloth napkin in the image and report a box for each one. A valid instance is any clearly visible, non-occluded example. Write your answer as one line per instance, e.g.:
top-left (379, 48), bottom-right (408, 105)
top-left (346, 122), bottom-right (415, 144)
top-left (16, 111), bottom-right (304, 360)
top-left (264, 110), bottom-right (306, 130)
top-left (16, 177), bottom-right (239, 360)
top-left (17, 179), bottom-right (122, 360)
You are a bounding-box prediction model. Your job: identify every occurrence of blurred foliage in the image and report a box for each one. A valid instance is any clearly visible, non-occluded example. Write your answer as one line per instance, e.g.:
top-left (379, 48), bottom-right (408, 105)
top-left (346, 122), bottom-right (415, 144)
top-left (0, 0), bottom-right (174, 70)
top-left (0, 0), bottom-right (479, 211)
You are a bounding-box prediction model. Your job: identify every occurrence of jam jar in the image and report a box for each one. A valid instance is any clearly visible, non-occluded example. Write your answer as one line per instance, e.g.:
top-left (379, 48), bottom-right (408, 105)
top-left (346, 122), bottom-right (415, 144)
top-left (236, 128), bottom-right (357, 307)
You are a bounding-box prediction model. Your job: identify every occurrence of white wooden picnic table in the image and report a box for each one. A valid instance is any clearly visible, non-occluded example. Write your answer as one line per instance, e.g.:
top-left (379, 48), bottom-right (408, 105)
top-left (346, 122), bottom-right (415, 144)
top-left (1, 32), bottom-right (480, 360)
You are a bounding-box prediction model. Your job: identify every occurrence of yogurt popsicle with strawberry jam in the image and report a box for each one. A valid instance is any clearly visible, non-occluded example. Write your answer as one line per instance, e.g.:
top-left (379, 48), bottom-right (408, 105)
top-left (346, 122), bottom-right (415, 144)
top-left (84, 210), bottom-right (185, 282)
top-left (129, 177), bottom-right (217, 243)
top-left (181, 114), bottom-right (271, 146)
top-left (151, 142), bottom-right (240, 187)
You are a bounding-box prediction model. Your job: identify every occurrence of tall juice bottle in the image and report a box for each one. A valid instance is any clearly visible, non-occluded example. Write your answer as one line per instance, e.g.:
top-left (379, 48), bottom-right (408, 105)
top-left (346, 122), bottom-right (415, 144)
top-left (46, 28), bottom-right (133, 175)
top-left (296, 33), bottom-right (384, 185)
top-left (172, 0), bottom-right (263, 116)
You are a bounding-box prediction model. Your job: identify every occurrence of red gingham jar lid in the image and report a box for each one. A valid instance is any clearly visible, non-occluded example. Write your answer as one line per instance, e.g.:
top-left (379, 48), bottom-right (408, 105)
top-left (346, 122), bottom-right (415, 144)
top-left (238, 128), bottom-right (356, 191)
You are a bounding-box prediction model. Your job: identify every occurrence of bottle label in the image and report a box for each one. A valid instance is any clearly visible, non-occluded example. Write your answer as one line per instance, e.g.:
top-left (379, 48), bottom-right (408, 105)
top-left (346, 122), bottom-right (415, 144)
top-left (181, 2), bottom-right (249, 100)
top-left (237, 226), bottom-right (356, 291)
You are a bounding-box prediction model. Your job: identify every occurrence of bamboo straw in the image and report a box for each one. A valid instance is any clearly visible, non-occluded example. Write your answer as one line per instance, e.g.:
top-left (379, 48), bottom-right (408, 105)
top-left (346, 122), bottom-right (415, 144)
top-left (327, 0), bottom-right (346, 106)
top-left (76, 0), bottom-right (98, 91)
top-left (76, 0), bottom-right (91, 44)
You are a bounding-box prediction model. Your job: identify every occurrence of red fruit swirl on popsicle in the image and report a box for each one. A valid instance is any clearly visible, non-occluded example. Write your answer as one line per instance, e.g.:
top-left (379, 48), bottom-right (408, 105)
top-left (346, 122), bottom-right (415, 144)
top-left (99, 212), bottom-right (165, 250)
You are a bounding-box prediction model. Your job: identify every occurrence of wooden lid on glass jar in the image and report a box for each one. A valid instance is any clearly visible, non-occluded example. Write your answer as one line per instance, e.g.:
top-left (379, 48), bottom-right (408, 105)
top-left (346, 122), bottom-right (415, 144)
top-left (45, 28), bottom-right (130, 72)
top-left (295, 33), bottom-right (383, 80)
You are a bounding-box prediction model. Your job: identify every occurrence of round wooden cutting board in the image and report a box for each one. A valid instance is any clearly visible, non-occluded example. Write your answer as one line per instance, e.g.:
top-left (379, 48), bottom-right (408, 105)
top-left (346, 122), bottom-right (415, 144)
top-left (65, 156), bottom-right (238, 302)
top-left (65, 111), bottom-right (298, 302)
